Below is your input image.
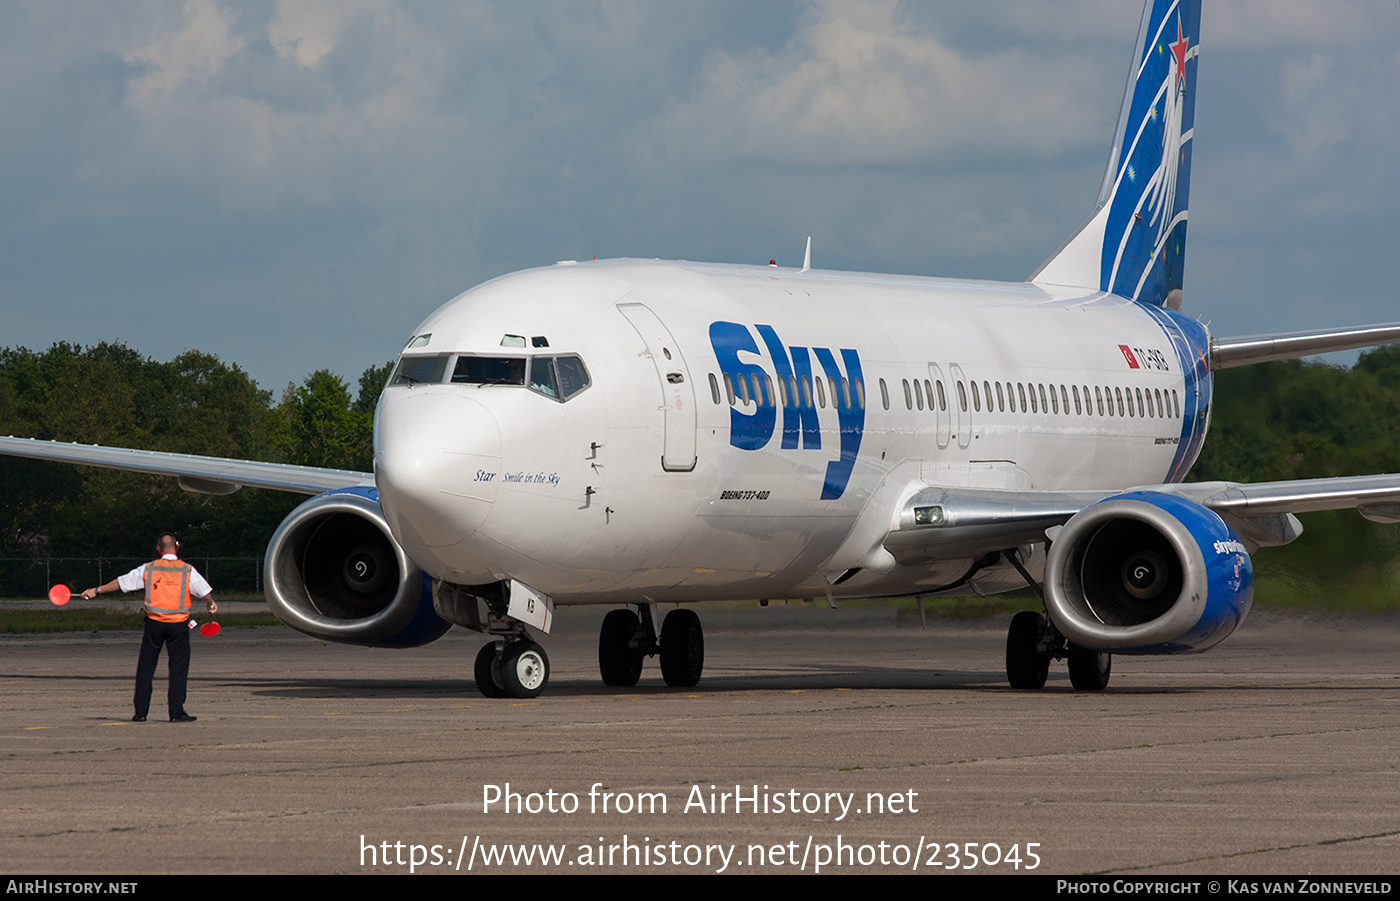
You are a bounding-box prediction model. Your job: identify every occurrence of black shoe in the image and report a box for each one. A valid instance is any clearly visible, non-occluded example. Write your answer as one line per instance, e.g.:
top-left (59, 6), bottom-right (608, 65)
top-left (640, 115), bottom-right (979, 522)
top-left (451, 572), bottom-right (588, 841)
top-left (131, 715), bottom-right (146, 722)
top-left (170, 713), bottom-right (197, 723)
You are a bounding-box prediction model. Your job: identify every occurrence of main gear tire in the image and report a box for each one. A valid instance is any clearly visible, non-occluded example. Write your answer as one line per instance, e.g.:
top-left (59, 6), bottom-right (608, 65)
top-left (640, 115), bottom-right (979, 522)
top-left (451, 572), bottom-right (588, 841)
top-left (1006, 610), bottom-right (1050, 690)
top-left (599, 609), bottom-right (644, 687)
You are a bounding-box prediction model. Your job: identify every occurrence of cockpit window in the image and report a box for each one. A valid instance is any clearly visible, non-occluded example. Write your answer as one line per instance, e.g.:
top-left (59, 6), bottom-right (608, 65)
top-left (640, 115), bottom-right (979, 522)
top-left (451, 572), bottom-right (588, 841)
top-left (391, 354), bottom-right (449, 386)
top-left (555, 356), bottom-right (589, 398)
top-left (405, 352), bottom-right (589, 401)
top-left (453, 356), bottom-right (526, 385)
top-left (529, 358), bottom-right (559, 398)
top-left (528, 355), bottom-right (590, 401)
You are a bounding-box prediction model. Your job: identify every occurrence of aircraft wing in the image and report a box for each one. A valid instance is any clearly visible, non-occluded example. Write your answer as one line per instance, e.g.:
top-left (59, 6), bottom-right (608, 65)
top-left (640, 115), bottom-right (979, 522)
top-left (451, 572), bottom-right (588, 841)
top-left (1178, 475), bottom-right (1400, 523)
top-left (0, 435), bottom-right (372, 496)
top-left (884, 474), bottom-right (1400, 564)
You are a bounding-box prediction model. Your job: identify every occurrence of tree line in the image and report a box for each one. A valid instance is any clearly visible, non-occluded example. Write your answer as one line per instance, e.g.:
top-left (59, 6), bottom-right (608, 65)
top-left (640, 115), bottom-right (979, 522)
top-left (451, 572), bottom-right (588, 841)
top-left (2, 341), bottom-right (1398, 607)
top-left (1190, 347), bottom-right (1400, 608)
top-left (0, 342), bottom-right (389, 559)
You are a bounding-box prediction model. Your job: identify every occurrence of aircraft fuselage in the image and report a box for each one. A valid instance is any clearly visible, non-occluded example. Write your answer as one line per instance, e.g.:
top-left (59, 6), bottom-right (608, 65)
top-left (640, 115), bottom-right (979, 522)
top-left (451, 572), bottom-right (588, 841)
top-left (374, 258), bottom-right (1211, 605)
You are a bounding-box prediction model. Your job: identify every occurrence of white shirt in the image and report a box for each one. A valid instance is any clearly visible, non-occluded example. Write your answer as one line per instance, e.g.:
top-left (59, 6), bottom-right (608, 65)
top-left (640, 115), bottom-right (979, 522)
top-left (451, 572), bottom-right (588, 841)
top-left (116, 554), bottom-right (213, 598)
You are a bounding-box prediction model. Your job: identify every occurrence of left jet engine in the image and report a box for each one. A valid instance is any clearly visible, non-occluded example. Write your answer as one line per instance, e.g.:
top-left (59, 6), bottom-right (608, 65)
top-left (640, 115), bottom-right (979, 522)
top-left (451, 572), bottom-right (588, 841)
top-left (1042, 491), bottom-right (1254, 654)
top-left (264, 487), bottom-right (451, 648)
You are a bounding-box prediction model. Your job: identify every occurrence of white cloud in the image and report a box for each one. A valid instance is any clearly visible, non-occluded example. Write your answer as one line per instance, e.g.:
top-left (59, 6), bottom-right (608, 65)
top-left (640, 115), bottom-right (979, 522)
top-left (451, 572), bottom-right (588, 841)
top-left (1210, 1), bottom-right (1395, 49)
top-left (124, 0), bottom-right (244, 103)
top-left (268, 0), bottom-right (379, 70)
top-left (2, 0), bottom-right (1397, 390)
top-left (115, 0), bottom-right (508, 211)
top-left (647, 0), bottom-right (1111, 167)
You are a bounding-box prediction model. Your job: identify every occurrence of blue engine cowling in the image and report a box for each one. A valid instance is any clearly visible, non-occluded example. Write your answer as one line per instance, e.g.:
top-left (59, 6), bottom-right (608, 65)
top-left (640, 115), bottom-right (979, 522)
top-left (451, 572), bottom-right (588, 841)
top-left (263, 487), bottom-right (452, 648)
top-left (1043, 492), bottom-right (1253, 654)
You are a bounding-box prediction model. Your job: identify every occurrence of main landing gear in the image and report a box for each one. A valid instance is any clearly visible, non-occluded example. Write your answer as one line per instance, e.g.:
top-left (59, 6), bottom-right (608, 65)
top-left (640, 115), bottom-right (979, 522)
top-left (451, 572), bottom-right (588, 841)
top-left (475, 638), bottom-right (550, 699)
top-left (598, 605), bottom-right (704, 688)
top-left (1005, 610), bottom-right (1111, 691)
top-left (1000, 547), bottom-right (1110, 691)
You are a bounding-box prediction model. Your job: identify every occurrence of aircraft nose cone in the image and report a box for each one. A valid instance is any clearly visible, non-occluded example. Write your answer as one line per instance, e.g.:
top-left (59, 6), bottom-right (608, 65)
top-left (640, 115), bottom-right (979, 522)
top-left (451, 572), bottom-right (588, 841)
top-left (375, 390), bottom-right (501, 550)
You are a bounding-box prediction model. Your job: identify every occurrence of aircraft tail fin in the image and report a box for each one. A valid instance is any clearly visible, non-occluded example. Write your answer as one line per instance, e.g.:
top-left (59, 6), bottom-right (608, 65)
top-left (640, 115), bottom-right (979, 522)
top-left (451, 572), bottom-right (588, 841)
top-left (1032, 0), bottom-right (1200, 309)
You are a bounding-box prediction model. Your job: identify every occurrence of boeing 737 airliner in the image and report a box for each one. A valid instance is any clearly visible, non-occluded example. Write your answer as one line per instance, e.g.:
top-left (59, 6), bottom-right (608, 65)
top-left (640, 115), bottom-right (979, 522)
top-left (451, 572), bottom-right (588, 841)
top-left (5, 0), bottom-right (1400, 698)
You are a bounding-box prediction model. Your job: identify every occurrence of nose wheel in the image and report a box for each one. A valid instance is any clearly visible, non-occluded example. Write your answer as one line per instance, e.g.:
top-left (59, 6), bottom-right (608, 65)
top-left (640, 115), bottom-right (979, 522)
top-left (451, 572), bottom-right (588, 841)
top-left (475, 639), bottom-right (551, 699)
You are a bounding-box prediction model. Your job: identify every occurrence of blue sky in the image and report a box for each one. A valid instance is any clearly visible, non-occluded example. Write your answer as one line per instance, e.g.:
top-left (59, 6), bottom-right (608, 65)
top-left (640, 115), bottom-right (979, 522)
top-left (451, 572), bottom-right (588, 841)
top-left (3, 1), bottom-right (1397, 393)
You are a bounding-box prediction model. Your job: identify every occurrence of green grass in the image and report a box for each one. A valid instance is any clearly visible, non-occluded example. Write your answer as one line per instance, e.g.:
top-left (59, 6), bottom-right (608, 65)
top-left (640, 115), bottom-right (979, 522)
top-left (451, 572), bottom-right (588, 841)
top-left (0, 609), bottom-right (281, 633)
top-left (2, 573), bottom-right (1395, 636)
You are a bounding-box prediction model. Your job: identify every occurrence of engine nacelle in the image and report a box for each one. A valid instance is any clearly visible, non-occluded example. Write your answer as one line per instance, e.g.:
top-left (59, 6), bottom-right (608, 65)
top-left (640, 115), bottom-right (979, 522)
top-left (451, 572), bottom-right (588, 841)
top-left (1043, 491), bottom-right (1253, 654)
top-left (264, 487), bottom-right (452, 648)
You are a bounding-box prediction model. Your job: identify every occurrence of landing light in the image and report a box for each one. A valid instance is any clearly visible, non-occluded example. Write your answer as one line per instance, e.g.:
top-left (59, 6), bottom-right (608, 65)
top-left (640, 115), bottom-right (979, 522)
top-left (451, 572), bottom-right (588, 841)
top-left (913, 505), bottom-right (945, 526)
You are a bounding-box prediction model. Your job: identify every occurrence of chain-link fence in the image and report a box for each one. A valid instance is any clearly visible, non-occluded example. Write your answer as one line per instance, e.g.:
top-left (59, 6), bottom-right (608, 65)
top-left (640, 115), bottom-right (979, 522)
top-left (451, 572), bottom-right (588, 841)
top-left (0, 558), bottom-right (263, 599)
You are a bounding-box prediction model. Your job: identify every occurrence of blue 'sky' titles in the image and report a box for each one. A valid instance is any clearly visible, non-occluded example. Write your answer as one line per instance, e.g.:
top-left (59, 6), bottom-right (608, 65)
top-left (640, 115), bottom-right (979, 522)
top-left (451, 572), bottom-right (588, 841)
top-left (709, 321), bottom-right (864, 500)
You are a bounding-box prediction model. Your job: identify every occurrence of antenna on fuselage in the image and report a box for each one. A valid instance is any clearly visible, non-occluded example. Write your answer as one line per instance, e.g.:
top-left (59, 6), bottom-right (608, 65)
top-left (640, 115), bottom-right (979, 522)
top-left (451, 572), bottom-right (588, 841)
top-left (801, 236), bottom-right (811, 273)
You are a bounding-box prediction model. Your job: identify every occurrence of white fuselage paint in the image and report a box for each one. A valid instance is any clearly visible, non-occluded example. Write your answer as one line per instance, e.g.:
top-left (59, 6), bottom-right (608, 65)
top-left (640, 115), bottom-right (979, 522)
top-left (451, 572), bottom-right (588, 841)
top-left (373, 259), bottom-right (1203, 606)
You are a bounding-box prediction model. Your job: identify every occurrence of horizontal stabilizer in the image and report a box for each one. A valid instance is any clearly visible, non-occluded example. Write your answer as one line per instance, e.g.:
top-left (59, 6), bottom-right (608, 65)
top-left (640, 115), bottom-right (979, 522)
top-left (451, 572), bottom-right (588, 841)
top-left (1211, 323), bottom-right (1400, 370)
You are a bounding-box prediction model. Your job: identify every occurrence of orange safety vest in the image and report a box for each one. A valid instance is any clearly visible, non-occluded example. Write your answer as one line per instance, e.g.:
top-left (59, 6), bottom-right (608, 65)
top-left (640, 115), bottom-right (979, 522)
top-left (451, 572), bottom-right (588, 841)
top-left (144, 559), bottom-right (194, 623)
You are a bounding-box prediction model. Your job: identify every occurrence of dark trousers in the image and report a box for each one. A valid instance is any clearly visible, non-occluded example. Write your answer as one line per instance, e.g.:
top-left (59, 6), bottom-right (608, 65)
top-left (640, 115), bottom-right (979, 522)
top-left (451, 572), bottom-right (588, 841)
top-left (134, 618), bottom-right (190, 719)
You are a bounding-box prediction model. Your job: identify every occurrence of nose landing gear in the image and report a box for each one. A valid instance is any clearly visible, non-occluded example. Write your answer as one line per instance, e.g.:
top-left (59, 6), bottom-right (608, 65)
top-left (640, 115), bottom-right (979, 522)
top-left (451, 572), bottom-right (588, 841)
top-left (475, 638), bottom-right (551, 699)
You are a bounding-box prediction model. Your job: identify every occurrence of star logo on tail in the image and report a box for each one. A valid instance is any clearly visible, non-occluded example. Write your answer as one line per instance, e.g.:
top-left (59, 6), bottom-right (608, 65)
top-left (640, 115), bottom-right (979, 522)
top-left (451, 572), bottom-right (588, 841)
top-left (1168, 16), bottom-right (1189, 89)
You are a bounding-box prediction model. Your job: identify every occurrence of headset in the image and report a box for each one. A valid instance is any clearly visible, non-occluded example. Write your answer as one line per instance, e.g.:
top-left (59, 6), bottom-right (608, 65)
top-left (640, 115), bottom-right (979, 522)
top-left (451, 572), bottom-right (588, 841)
top-left (155, 532), bottom-right (181, 556)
